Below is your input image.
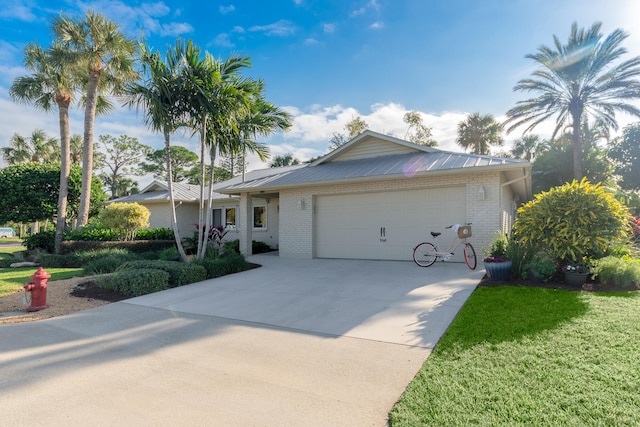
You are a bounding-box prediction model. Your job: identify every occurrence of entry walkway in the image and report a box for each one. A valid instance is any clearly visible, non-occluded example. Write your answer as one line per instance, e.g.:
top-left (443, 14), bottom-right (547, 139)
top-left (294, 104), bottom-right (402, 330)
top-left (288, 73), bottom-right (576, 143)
top-left (0, 255), bottom-right (484, 426)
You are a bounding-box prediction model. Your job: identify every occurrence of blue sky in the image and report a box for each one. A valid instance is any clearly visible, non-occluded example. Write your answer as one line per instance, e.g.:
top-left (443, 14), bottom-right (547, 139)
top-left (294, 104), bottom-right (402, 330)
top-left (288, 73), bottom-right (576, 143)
top-left (1, 0), bottom-right (639, 177)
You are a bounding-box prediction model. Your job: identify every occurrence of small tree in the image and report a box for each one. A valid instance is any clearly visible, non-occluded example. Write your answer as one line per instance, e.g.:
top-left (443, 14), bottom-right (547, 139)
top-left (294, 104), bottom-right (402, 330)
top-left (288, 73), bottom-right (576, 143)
top-left (98, 202), bottom-right (150, 241)
top-left (513, 179), bottom-right (631, 263)
top-left (403, 110), bottom-right (437, 146)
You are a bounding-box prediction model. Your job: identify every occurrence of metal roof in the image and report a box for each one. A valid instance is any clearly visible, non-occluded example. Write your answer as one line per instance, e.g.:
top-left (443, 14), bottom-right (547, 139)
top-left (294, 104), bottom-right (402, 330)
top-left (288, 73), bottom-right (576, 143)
top-left (109, 180), bottom-right (234, 204)
top-left (216, 151), bottom-right (528, 192)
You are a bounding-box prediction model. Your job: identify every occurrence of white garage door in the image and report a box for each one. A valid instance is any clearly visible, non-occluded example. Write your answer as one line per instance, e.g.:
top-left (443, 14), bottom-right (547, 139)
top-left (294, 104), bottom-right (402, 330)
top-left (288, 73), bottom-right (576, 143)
top-left (314, 186), bottom-right (467, 261)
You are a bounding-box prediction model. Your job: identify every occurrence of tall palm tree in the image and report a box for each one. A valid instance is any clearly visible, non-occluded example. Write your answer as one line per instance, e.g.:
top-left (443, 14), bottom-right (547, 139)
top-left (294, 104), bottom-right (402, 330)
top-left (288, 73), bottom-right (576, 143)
top-left (9, 41), bottom-right (78, 253)
top-left (124, 41), bottom-right (190, 262)
top-left (53, 10), bottom-right (138, 228)
top-left (456, 113), bottom-right (504, 154)
top-left (2, 129), bottom-right (59, 164)
top-left (69, 134), bottom-right (83, 164)
top-left (504, 22), bottom-right (640, 179)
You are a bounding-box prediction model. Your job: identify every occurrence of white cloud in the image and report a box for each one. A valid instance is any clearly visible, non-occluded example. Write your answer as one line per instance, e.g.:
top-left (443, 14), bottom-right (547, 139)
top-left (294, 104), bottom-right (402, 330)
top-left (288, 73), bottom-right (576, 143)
top-left (212, 33), bottom-right (235, 48)
top-left (249, 19), bottom-right (297, 37)
top-left (304, 38), bottom-right (319, 45)
top-left (233, 25), bottom-right (245, 33)
top-left (350, 7), bottom-right (366, 18)
top-left (219, 5), bottom-right (235, 15)
top-left (323, 23), bottom-right (335, 33)
top-left (0, 1), bottom-right (38, 22)
top-left (160, 22), bottom-right (194, 36)
top-left (369, 21), bottom-right (384, 30)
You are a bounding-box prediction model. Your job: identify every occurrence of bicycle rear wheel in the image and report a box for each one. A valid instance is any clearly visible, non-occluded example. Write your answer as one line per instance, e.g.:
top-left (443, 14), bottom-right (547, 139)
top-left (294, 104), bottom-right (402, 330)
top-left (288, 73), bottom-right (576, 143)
top-left (464, 243), bottom-right (477, 270)
top-left (413, 242), bottom-right (437, 267)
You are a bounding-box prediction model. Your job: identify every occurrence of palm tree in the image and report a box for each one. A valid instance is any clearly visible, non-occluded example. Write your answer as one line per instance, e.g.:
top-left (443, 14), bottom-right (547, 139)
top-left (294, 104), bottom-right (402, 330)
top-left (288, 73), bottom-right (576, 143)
top-left (456, 113), bottom-right (504, 154)
top-left (124, 41), bottom-right (190, 262)
top-left (9, 41), bottom-right (79, 252)
top-left (270, 154), bottom-right (300, 167)
top-left (2, 130), bottom-right (59, 165)
top-left (69, 134), bottom-right (83, 164)
top-left (504, 22), bottom-right (640, 179)
top-left (510, 134), bottom-right (548, 161)
top-left (53, 10), bottom-right (137, 228)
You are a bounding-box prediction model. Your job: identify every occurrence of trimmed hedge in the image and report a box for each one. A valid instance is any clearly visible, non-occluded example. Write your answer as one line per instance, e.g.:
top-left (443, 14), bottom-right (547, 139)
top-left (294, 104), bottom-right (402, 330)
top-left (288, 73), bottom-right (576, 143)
top-left (119, 260), bottom-right (206, 288)
top-left (105, 268), bottom-right (170, 296)
top-left (196, 252), bottom-right (249, 278)
top-left (60, 239), bottom-right (175, 254)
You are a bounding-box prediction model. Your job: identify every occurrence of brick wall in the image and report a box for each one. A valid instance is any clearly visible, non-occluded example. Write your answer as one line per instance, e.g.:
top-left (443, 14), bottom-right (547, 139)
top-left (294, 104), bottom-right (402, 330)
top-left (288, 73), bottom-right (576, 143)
top-left (278, 171), bottom-right (514, 259)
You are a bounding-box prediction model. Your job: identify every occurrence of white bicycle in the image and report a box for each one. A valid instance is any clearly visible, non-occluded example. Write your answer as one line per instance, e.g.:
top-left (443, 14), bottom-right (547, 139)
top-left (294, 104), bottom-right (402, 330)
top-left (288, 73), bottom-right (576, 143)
top-left (413, 224), bottom-right (477, 270)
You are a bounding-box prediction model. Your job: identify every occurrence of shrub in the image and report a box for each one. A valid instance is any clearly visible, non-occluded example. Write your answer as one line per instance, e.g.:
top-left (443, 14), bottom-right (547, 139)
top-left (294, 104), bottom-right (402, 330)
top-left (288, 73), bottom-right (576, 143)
top-left (83, 251), bottom-right (140, 275)
top-left (40, 253), bottom-right (82, 268)
top-left (98, 202), bottom-right (150, 241)
top-left (196, 252), bottom-right (248, 278)
top-left (60, 239), bottom-right (175, 254)
top-left (252, 240), bottom-right (272, 254)
top-left (504, 235), bottom-right (537, 280)
top-left (23, 230), bottom-right (55, 252)
top-left (107, 268), bottom-right (170, 296)
top-left (135, 228), bottom-right (174, 241)
top-left (591, 256), bottom-right (640, 289)
top-left (65, 225), bottom-right (121, 241)
top-left (222, 239), bottom-right (240, 254)
top-left (523, 257), bottom-right (557, 283)
top-left (220, 239), bottom-right (271, 255)
top-left (118, 260), bottom-right (206, 287)
top-left (514, 179), bottom-right (632, 264)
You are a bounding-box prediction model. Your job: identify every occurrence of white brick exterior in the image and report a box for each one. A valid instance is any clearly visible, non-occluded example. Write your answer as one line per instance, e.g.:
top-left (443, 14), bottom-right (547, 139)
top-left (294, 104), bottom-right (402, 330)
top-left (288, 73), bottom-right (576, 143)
top-left (237, 170), bottom-right (518, 260)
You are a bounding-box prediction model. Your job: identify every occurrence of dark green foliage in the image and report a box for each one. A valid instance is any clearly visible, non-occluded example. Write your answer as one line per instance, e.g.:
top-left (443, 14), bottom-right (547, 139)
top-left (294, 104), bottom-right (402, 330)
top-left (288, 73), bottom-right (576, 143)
top-left (118, 260), bottom-right (206, 287)
top-left (135, 227), bottom-right (174, 240)
top-left (523, 257), bottom-right (557, 282)
top-left (66, 226), bottom-right (174, 242)
top-left (221, 239), bottom-right (270, 255)
top-left (609, 123), bottom-right (640, 191)
top-left (196, 252), bottom-right (248, 278)
top-left (222, 239), bottom-right (240, 254)
top-left (40, 253), bottom-right (83, 268)
top-left (66, 224), bottom-right (121, 241)
top-left (504, 236), bottom-right (537, 280)
top-left (60, 239), bottom-right (175, 254)
top-left (83, 251), bottom-right (140, 275)
top-left (23, 230), bottom-right (55, 252)
top-left (105, 268), bottom-right (170, 296)
top-left (252, 240), bottom-right (272, 254)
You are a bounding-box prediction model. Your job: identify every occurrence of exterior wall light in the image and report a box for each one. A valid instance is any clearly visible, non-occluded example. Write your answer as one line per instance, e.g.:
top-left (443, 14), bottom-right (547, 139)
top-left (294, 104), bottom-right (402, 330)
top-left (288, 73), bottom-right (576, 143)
top-left (478, 186), bottom-right (485, 201)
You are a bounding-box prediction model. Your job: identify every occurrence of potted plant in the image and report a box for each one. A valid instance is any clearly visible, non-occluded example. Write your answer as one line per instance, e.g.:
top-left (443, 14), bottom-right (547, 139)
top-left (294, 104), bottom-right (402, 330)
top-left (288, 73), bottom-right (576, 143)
top-left (562, 263), bottom-right (590, 287)
top-left (483, 233), bottom-right (512, 282)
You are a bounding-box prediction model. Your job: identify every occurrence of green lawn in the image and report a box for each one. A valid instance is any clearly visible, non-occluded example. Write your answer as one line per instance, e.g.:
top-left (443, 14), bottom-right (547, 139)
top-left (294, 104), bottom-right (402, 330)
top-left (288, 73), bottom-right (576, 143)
top-left (390, 286), bottom-right (640, 426)
top-left (0, 245), bottom-right (83, 297)
top-left (0, 267), bottom-right (84, 298)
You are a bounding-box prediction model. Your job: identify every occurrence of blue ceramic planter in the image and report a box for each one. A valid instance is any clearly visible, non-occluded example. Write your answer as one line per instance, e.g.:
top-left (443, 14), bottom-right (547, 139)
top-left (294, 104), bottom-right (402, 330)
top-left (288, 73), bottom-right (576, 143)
top-left (484, 260), bottom-right (512, 282)
top-left (564, 271), bottom-right (589, 287)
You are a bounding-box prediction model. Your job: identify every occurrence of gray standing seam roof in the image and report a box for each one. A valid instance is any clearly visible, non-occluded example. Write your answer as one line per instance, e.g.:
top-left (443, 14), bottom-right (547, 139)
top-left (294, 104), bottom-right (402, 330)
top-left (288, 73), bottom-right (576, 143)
top-left (217, 151), bottom-right (527, 192)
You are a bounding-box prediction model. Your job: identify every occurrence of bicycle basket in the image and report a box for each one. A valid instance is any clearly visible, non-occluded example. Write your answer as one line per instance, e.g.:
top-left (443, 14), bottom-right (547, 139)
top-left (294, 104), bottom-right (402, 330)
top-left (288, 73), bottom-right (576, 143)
top-left (457, 226), bottom-right (472, 238)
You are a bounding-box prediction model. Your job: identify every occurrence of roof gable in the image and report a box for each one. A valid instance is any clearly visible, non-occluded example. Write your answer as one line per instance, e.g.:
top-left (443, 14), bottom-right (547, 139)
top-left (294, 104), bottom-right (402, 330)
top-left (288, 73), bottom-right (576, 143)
top-left (311, 130), bottom-right (433, 164)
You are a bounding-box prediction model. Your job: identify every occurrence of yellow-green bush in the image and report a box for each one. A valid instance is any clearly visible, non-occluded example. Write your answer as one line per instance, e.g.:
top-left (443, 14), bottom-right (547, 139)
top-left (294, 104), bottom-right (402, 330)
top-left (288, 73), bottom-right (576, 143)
top-left (98, 202), bottom-right (150, 241)
top-left (513, 179), bottom-right (631, 263)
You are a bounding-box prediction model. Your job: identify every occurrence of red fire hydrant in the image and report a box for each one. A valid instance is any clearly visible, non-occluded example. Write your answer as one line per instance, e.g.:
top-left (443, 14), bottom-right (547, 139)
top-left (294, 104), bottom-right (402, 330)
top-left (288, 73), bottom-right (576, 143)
top-left (24, 267), bottom-right (51, 312)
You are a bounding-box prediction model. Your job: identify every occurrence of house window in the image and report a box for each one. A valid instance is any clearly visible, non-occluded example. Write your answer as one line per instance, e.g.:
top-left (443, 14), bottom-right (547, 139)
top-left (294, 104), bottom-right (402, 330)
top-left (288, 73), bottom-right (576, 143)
top-left (212, 207), bottom-right (237, 229)
top-left (225, 207), bottom-right (236, 229)
top-left (253, 206), bottom-right (266, 229)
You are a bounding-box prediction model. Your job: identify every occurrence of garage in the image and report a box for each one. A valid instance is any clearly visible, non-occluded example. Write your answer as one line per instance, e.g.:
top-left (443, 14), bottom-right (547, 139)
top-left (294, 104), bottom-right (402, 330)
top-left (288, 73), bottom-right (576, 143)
top-left (314, 186), bottom-right (467, 261)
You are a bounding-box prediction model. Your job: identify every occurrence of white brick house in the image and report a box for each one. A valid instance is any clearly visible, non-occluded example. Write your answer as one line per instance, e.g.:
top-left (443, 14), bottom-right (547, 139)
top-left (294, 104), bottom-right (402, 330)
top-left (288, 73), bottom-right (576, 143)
top-left (114, 130), bottom-right (531, 261)
top-left (217, 130), bottom-right (531, 260)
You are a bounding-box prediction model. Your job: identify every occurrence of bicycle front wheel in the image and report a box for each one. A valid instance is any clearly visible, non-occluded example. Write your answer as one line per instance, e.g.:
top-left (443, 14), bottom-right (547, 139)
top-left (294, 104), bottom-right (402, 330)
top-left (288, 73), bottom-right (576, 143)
top-left (464, 243), bottom-right (477, 270)
top-left (413, 242), bottom-right (437, 267)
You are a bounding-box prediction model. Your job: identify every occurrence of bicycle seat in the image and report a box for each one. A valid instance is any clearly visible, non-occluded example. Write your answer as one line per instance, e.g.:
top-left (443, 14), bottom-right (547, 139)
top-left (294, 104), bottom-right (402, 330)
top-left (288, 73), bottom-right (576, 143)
top-left (430, 232), bottom-right (441, 237)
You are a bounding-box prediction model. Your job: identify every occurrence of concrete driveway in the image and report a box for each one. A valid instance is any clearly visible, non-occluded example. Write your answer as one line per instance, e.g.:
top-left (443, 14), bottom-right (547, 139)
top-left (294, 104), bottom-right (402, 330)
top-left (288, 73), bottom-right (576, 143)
top-left (0, 254), bottom-right (484, 426)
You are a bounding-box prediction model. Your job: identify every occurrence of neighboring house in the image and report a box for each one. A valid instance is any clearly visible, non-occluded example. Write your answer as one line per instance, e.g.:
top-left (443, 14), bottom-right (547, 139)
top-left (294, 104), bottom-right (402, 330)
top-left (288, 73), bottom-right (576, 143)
top-left (113, 130), bottom-right (531, 261)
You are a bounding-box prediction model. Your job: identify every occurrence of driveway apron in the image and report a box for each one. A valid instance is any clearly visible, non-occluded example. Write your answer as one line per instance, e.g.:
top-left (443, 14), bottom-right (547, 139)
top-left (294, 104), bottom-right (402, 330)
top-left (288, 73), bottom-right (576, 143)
top-left (0, 254), bottom-right (484, 426)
